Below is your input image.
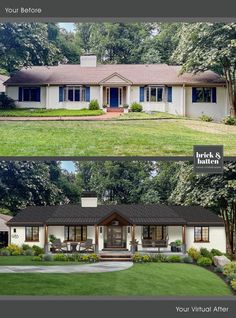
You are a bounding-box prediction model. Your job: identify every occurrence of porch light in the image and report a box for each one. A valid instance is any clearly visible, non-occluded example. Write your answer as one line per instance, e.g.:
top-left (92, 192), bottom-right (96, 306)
top-left (100, 227), bottom-right (103, 234)
top-left (127, 226), bottom-right (131, 234)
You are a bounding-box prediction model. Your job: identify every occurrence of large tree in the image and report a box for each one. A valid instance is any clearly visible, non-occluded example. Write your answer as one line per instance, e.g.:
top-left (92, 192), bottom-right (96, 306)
top-left (0, 23), bottom-right (63, 74)
top-left (173, 23), bottom-right (236, 115)
top-left (170, 162), bottom-right (236, 257)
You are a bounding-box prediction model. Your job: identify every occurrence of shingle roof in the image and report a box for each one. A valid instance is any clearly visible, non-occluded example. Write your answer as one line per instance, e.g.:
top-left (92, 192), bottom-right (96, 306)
top-left (0, 213), bottom-right (12, 231)
top-left (7, 204), bottom-right (224, 227)
top-left (4, 64), bottom-right (225, 86)
top-left (0, 74), bottom-right (8, 92)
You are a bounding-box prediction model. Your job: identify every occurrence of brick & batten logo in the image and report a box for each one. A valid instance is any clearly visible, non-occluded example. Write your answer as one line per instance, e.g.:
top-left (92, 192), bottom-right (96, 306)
top-left (193, 145), bottom-right (224, 174)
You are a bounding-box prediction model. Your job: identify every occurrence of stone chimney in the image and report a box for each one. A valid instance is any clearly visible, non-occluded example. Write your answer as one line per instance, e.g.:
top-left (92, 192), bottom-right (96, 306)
top-left (80, 55), bottom-right (97, 67)
top-left (81, 191), bottom-right (98, 207)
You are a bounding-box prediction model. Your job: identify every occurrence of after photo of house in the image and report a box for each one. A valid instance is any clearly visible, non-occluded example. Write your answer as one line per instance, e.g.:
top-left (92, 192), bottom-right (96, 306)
top-left (0, 22), bottom-right (235, 156)
top-left (0, 160), bottom-right (235, 296)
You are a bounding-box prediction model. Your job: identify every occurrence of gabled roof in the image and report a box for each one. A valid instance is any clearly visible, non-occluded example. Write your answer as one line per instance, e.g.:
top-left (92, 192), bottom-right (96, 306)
top-left (4, 64), bottom-right (225, 86)
top-left (0, 74), bottom-right (8, 92)
top-left (7, 204), bottom-right (224, 227)
top-left (0, 213), bottom-right (12, 232)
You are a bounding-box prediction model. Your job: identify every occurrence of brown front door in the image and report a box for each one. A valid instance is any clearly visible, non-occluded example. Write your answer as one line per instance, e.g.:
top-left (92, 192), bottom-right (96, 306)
top-left (107, 226), bottom-right (123, 247)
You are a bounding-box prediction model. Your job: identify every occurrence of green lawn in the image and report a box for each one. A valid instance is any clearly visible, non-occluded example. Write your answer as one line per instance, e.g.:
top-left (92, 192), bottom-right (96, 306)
top-left (0, 119), bottom-right (235, 155)
top-left (0, 263), bottom-right (232, 296)
top-left (118, 112), bottom-right (182, 120)
top-left (0, 108), bottom-right (104, 117)
top-left (0, 256), bottom-right (81, 266)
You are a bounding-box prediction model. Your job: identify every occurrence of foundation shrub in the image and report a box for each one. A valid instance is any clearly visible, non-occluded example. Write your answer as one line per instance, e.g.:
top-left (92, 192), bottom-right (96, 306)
top-left (0, 93), bottom-right (16, 109)
top-left (142, 255), bottom-right (151, 262)
top-left (6, 244), bottom-right (23, 256)
top-left (214, 266), bottom-right (224, 273)
top-left (187, 247), bottom-right (201, 261)
top-left (42, 254), bottom-right (53, 261)
top-left (200, 248), bottom-right (213, 259)
top-left (211, 249), bottom-right (223, 257)
top-left (227, 273), bottom-right (236, 282)
top-left (89, 99), bottom-right (100, 110)
top-left (87, 253), bottom-right (100, 263)
top-left (167, 255), bottom-right (182, 263)
top-left (231, 279), bottom-right (236, 291)
top-left (182, 255), bottom-right (194, 264)
top-left (23, 249), bottom-right (35, 256)
top-left (199, 114), bottom-right (213, 122)
top-left (0, 248), bottom-right (11, 256)
top-left (132, 252), bottom-right (143, 263)
top-left (131, 102), bottom-right (142, 112)
top-left (22, 244), bottom-right (31, 251)
top-left (152, 253), bottom-right (168, 263)
top-left (32, 245), bottom-right (44, 256)
top-left (197, 256), bottom-right (212, 266)
top-left (53, 253), bottom-right (67, 261)
top-left (223, 262), bottom-right (236, 277)
top-left (32, 255), bottom-right (42, 261)
top-left (222, 115), bottom-right (236, 125)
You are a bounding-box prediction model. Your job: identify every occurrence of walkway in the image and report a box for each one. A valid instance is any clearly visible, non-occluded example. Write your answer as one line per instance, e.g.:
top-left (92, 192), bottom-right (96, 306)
top-left (0, 261), bottom-right (133, 273)
top-left (0, 112), bottom-right (121, 121)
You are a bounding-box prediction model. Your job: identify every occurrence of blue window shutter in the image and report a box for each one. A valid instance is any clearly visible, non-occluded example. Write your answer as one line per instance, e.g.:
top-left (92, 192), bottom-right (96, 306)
top-left (140, 87), bottom-right (144, 102)
top-left (86, 87), bottom-right (90, 102)
top-left (35, 87), bottom-right (40, 102)
top-left (167, 87), bottom-right (172, 102)
top-left (59, 87), bottom-right (64, 102)
top-left (18, 87), bottom-right (22, 101)
top-left (192, 88), bottom-right (197, 102)
top-left (212, 87), bottom-right (217, 103)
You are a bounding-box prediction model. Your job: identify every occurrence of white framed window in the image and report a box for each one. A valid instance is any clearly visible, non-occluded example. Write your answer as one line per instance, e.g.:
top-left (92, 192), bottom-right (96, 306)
top-left (145, 86), bottom-right (164, 102)
top-left (64, 86), bottom-right (86, 102)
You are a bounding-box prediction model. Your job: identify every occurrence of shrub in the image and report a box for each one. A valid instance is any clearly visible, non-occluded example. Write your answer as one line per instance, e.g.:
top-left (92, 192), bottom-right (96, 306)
top-left (214, 266), bottom-right (224, 273)
top-left (222, 115), bottom-right (236, 125)
top-left (87, 253), bottom-right (100, 263)
top-left (131, 102), bottom-right (142, 112)
top-left (89, 99), bottom-right (100, 110)
top-left (22, 244), bottom-right (31, 251)
top-left (183, 255), bottom-right (194, 264)
top-left (0, 93), bottom-right (16, 109)
top-left (32, 245), bottom-right (44, 256)
top-left (230, 279), bottom-right (236, 291)
top-left (142, 255), bottom-right (151, 262)
top-left (23, 249), bottom-right (35, 256)
top-left (152, 253), bottom-right (168, 263)
top-left (132, 252), bottom-right (143, 263)
top-left (49, 234), bottom-right (57, 243)
top-left (187, 247), bottom-right (201, 261)
top-left (123, 104), bottom-right (129, 109)
top-left (6, 244), bottom-right (23, 256)
top-left (53, 253), bottom-right (67, 262)
top-left (211, 249), bottom-right (223, 257)
top-left (227, 273), bottom-right (236, 282)
top-left (167, 255), bottom-right (182, 263)
top-left (67, 254), bottom-right (77, 262)
top-left (32, 256), bottom-right (42, 262)
top-left (200, 248), bottom-right (213, 259)
top-left (199, 114), bottom-right (213, 122)
top-left (0, 248), bottom-right (11, 256)
top-left (42, 254), bottom-right (54, 262)
top-left (197, 256), bottom-right (212, 266)
top-left (223, 262), bottom-right (236, 277)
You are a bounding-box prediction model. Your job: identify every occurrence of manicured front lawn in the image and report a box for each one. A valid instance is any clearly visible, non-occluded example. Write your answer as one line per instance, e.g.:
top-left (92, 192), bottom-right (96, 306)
top-left (118, 112), bottom-right (182, 120)
top-left (0, 256), bottom-right (80, 266)
top-left (0, 263), bottom-right (232, 296)
top-left (0, 108), bottom-right (104, 117)
top-left (0, 119), bottom-right (235, 155)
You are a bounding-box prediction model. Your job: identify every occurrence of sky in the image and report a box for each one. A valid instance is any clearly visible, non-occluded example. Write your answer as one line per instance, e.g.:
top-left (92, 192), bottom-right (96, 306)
top-left (58, 23), bottom-right (76, 33)
top-left (60, 161), bottom-right (76, 173)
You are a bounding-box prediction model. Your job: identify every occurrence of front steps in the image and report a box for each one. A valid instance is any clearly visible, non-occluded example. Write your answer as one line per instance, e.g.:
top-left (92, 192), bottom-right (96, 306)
top-left (99, 252), bottom-right (132, 262)
top-left (107, 107), bottom-right (124, 113)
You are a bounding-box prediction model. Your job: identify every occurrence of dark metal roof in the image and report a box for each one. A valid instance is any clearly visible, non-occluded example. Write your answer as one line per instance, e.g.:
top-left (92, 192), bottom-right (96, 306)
top-left (7, 204), bottom-right (224, 227)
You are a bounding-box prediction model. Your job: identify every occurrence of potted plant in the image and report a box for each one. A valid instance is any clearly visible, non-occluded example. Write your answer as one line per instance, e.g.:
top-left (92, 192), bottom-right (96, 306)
top-left (123, 104), bottom-right (129, 113)
top-left (130, 239), bottom-right (139, 253)
top-left (169, 241), bottom-right (177, 252)
top-left (103, 104), bottom-right (108, 113)
top-left (175, 240), bottom-right (182, 252)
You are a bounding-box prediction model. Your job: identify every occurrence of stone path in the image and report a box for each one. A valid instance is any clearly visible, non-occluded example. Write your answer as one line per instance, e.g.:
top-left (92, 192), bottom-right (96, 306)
top-left (0, 261), bottom-right (133, 273)
top-left (0, 112), bottom-right (121, 121)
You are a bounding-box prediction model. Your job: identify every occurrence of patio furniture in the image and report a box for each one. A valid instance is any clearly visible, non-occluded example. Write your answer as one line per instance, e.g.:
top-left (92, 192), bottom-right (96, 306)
top-left (142, 238), bottom-right (168, 252)
top-left (78, 239), bottom-right (94, 253)
top-left (51, 239), bottom-right (68, 253)
top-left (70, 242), bottom-right (78, 253)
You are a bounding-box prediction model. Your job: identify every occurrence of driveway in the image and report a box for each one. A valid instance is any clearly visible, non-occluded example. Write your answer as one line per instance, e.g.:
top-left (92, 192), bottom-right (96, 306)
top-left (0, 261), bottom-right (133, 273)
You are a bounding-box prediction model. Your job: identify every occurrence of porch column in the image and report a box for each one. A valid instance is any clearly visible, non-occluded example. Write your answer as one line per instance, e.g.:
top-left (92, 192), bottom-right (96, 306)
top-left (45, 84), bottom-right (50, 109)
top-left (126, 85), bottom-right (131, 106)
top-left (100, 85), bottom-right (103, 108)
top-left (95, 225), bottom-right (99, 252)
top-left (131, 225), bottom-right (136, 244)
top-left (44, 224), bottom-right (48, 253)
top-left (182, 225), bottom-right (186, 254)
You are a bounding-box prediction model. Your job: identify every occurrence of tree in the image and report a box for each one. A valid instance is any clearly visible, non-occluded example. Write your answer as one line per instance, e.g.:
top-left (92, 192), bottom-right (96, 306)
top-left (173, 23), bottom-right (236, 115)
top-left (170, 162), bottom-right (236, 257)
top-left (0, 161), bottom-right (68, 213)
top-left (0, 23), bottom-right (63, 74)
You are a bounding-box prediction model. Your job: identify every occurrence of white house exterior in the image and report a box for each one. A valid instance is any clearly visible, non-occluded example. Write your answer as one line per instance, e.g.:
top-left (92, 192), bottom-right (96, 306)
top-left (4, 55), bottom-right (230, 121)
top-left (7, 193), bottom-right (226, 254)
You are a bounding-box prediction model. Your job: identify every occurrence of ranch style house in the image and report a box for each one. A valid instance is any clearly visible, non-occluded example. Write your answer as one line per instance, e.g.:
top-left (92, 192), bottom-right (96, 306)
top-left (4, 55), bottom-right (230, 121)
top-left (7, 192), bottom-right (226, 254)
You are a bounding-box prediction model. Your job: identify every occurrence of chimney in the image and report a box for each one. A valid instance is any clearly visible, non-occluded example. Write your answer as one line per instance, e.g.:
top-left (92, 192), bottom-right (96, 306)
top-left (81, 191), bottom-right (98, 207)
top-left (80, 55), bottom-right (97, 67)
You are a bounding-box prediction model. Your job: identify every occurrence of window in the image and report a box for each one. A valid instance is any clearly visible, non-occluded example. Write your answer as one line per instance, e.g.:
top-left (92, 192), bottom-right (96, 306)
top-left (145, 87), bottom-right (164, 102)
top-left (143, 226), bottom-right (166, 240)
top-left (19, 87), bottom-right (41, 102)
top-left (192, 87), bottom-right (217, 103)
top-left (65, 86), bottom-right (86, 102)
top-left (194, 227), bottom-right (209, 242)
top-left (64, 226), bottom-right (87, 242)
top-left (25, 227), bottom-right (39, 241)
